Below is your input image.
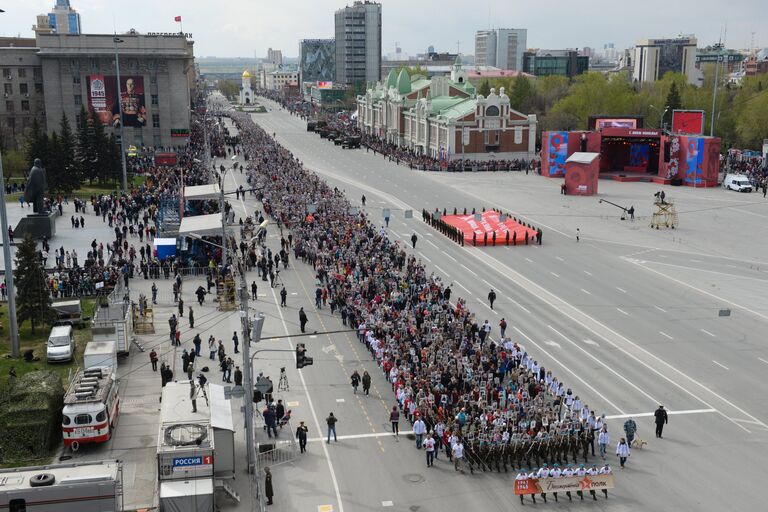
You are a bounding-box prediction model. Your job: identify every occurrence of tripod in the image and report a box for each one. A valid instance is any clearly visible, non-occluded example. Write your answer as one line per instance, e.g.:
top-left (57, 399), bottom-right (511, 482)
top-left (278, 368), bottom-right (289, 392)
top-left (272, 269), bottom-right (284, 289)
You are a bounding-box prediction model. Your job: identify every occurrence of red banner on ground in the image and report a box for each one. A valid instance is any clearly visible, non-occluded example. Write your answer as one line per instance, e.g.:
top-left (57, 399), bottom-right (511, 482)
top-left (514, 474), bottom-right (615, 495)
top-left (441, 211), bottom-right (537, 246)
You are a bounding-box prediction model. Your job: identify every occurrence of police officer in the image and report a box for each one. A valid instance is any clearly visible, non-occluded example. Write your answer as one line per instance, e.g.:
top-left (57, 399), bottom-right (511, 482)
top-left (654, 405), bottom-right (668, 438)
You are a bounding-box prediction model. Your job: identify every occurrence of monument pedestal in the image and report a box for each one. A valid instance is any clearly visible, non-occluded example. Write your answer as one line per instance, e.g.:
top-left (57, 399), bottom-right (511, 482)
top-left (14, 212), bottom-right (57, 239)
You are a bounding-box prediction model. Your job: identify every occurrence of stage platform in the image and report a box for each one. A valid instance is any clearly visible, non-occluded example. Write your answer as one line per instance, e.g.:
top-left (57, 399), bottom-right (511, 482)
top-left (599, 171), bottom-right (655, 182)
top-left (441, 210), bottom-right (539, 246)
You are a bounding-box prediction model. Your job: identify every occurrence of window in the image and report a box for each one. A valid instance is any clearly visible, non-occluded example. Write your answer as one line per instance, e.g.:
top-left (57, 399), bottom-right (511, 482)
top-left (485, 105), bottom-right (500, 116)
top-left (34, 68), bottom-right (42, 80)
top-left (74, 94), bottom-right (82, 106)
top-left (21, 100), bottom-right (30, 111)
top-left (73, 75), bottom-right (81, 85)
top-left (151, 94), bottom-right (158, 105)
top-left (2, 68), bottom-right (10, 79)
top-left (95, 411), bottom-right (107, 422)
top-left (18, 68), bottom-right (26, 78)
top-left (152, 114), bottom-right (160, 128)
top-left (74, 414), bottom-right (92, 425)
top-left (3, 83), bottom-right (11, 95)
top-left (35, 83), bottom-right (43, 94)
top-left (149, 75), bottom-right (157, 85)
top-left (62, 415), bottom-right (71, 425)
top-left (6, 101), bottom-right (14, 112)
top-left (9, 498), bottom-right (26, 512)
top-left (19, 83), bottom-right (28, 95)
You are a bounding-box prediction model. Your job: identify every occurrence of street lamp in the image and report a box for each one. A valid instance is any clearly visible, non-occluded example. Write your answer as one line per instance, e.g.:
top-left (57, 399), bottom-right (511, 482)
top-left (649, 104), bottom-right (670, 131)
top-left (710, 43), bottom-right (725, 137)
top-left (113, 36), bottom-right (128, 194)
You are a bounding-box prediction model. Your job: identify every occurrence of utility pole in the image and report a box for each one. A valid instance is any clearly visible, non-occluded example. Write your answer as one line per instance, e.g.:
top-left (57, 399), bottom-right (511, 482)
top-left (0, 149), bottom-right (20, 357)
top-left (239, 270), bottom-right (262, 475)
top-left (710, 43), bottom-right (723, 137)
top-left (113, 36), bottom-right (128, 194)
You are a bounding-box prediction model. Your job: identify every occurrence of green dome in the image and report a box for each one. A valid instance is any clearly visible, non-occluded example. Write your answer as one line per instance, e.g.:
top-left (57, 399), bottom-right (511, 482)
top-left (386, 69), bottom-right (398, 88)
top-left (396, 68), bottom-right (411, 94)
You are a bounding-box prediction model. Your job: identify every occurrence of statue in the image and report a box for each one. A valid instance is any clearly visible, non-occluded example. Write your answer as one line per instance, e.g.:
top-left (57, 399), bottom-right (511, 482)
top-left (24, 158), bottom-right (48, 214)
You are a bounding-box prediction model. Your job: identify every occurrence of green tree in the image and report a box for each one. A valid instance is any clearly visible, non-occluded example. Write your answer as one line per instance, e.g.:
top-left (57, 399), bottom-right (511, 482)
top-left (478, 79), bottom-right (491, 97)
top-left (14, 236), bottom-right (55, 335)
top-left (1, 149), bottom-right (27, 179)
top-left (76, 106), bottom-right (97, 183)
top-left (46, 131), bottom-right (64, 192)
top-left (217, 80), bottom-right (239, 100)
top-left (58, 112), bottom-right (81, 193)
top-left (395, 64), bottom-right (428, 78)
top-left (508, 76), bottom-right (533, 110)
top-left (25, 118), bottom-right (49, 171)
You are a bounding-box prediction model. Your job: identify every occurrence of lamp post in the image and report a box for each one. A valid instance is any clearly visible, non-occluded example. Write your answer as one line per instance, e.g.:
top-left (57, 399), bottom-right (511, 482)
top-left (649, 104), bottom-right (670, 131)
top-left (710, 43), bottom-right (725, 137)
top-left (0, 149), bottom-right (20, 358)
top-left (113, 36), bottom-right (128, 194)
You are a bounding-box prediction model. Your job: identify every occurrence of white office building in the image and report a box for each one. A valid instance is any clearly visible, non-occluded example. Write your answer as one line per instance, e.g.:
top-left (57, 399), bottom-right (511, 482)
top-left (474, 28), bottom-right (527, 71)
top-left (633, 36), bottom-right (698, 84)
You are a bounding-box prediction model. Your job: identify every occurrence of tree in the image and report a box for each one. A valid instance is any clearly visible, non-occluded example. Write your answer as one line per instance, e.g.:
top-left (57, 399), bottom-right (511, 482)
top-left (14, 236), bottom-right (55, 335)
top-left (508, 76), bottom-right (533, 110)
top-left (46, 131), bottom-right (65, 192)
top-left (478, 79), bottom-right (491, 97)
top-left (25, 118), bottom-right (49, 171)
top-left (663, 82), bottom-right (683, 127)
top-left (217, 80), bottom-right (239, 99)
top-left (76, 106), bottom-right (97, 183)
top-left (58, 112), bottom-right (81, 193)
top-left (1, 149), bottom-right (27, 179)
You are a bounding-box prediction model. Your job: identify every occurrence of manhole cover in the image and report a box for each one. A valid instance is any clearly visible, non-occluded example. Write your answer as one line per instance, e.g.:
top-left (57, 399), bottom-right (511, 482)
top-left (403, 473), bottom-right (425, 484)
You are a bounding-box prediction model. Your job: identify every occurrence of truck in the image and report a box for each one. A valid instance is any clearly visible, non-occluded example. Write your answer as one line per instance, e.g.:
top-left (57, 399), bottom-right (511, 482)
top-left (62, 367), bottom-right (120, 451)
top-left (51, 299), bottom-right (82, 326)
top-left (83, 341), bottom-right (118, 371)
top-left (0, 460), bottom-right (122, 512)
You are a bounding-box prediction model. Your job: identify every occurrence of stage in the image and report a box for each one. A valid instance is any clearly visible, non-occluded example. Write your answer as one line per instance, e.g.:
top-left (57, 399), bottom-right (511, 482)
top-left (441, 210), bottom-right (539, 246)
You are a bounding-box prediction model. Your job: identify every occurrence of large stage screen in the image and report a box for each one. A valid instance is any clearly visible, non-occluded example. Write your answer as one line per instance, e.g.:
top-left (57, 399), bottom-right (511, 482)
top-left (672, 110), bottom-right (705, 135)
top-left (589, 115), bottom-right (643, 130)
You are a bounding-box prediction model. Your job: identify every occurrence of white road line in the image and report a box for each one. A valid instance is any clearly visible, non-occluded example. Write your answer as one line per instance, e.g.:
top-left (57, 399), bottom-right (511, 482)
top-left (584, 270), bottom-right (593, 276)
top-left (548, 324), bottom-right (660, 405)
top-left (700, 329), bottom-right (716, 337)
top-left (482, 279), bottom-right (493, 287)
top-left (525, 257), bottom-right (533, 263)
top-left (616, 286), bottom-right (627, 293)
top-left (336, 398), bottom-right (345, 403)
top-left (690, 259), bottom-right (702, 263)
top-left (418, 251), bottom-right (432, 262)
top-left (605, 408), bottom-right (716, 420)
top-left (556, 256), bottom-right (564, 261)
top-left (443, 253), bottom-right (457, 262)
top-left (509, 297), bottom-right (531, 314)
top-left (307, 431), bottom-right (414, 443)
top-left (513, 327), bottom-right (625, 414)
top-left (655, 305), bottom-right (667, 313)
top-left (382, 501), bottom-right (394, 507)
top-left (759, 358), bottom-right (768, 365)
top-left (544, 340), bottom-right (561, 348)
top-left (712, 360), bottom-right (729, 370)
top-left (424, 238), bottom-right (439, 249)
top-left (479, 301), bottom-right (498, 314)
top-left (460, 264), bottom-right (478, 276)
top-left (434, 265), bottom-right (449, 276)
top-left (270, 287), bottom-right (345, 511)
top-left (454, 280), bottom-right (472, 294)
top-left (616, 308), bottom-right (629, 316)
top-left (580, 288), bottom-right (592, 295)
top-left (583, 339), bottom-right (599, 346)
top-left (550, 271), bottom-right (560, 278)
top-left (659, 331), bottom-right (674, 340)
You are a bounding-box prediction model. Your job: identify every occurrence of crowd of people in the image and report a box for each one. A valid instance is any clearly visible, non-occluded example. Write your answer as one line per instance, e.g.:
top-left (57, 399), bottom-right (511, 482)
top-left (227, 109), bottom-right (627, 475)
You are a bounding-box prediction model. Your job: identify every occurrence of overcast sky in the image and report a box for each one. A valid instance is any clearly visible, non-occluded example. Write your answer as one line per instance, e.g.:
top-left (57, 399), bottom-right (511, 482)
top-left (2, 0), bottom-right (765, 58)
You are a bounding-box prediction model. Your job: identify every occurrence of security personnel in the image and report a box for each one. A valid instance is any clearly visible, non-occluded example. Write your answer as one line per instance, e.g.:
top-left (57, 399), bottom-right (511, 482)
top-left (536, 464), bottom-right (550, 502)
top-left (549, 463), bottom-right (562, 502)
top-left (575, 463), bottom-right (587, 500)
top-left (562, 463), bottom-right (575, 501)
top-left (599, 463), bottom-right (612, 498)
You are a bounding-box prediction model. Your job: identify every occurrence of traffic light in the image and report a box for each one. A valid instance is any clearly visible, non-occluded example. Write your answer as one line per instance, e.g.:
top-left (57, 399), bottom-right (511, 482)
top-left (296, 343), bottom-right (313, 369)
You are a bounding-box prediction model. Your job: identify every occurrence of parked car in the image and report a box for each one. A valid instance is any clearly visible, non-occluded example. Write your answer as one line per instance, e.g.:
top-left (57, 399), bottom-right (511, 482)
top-left (47, 324), bottom-right (75, 363)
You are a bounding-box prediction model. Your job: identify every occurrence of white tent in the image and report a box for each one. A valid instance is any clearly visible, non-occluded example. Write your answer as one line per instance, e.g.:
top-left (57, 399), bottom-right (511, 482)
top-left (184, 183), bottom-right (220, 200)
top-left (178, 214), bottom-right (223, 237)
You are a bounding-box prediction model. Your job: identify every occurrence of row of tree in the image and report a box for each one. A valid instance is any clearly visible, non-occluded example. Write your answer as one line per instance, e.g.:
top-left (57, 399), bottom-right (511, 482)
top-left (14, 235), bottom-right (55, 335)
top-left (25, 107), bottom-right (122, 194)
top-left (476, 67), bottom-right (768, 150)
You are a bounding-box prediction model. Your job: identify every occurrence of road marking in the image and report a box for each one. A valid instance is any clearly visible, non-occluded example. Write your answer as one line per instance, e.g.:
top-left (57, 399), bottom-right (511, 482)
top-left (690, 259), bottom-right (702, 263)
top-left (291, 292), bottom-right (298, 295)
top-left (310, 335), bottom-right (318, 339)
top-left (712, 361), bottom-right (729, 370)
top-left (454, 280), bottom-right (472, 294)
top-left (580, 288), bottom-right (592, 295)
top-left (287, 401), bottom-right (299, 407)
top-left (513, 327), bottom-right (624, 414)
top-left (654, 305), bottom-right (667, 313)
top-left (583, 339), bottom-right (599, 346)
top-left (616, 308), bottom-right (629, 316)
top-left (544, 340), bottom-right (561, 348)
top-left (418, 252), bottom-right (432, 262)
top-left (434, 265), bottom-right (449, 276)
top-left (525, 257), bottom-right (533, 263)
top-left (759, 358), bottom-right (768, 365)
top-left (482, 279), bottom-right (493, 287)
top-left (460, 264), bottom-right (478, 276)
top-left (509, 297), bottom-right (531, 314)
top-left (424, 238), bottom-right (439, 249)
top-left (318, 506), bottom-right (334, 512)
top-left (605, 408), bottom-right (716, 420)
top-left (700, 329), bottom-right (716, 337)
top-left (479, 301), bottom-right (498, 315)
top-left (336, 398), bottom-right (345, 403)
top-left (270, 287), bottom-right (345, 512)
top-left (550, 272), bottom-right (560, 278)
top-left (382, 501), bottom-right (394, 507)
top-left (616, 286), bottom-right (627, 293)
top-left (556, 256), bottom-right (564, 262)
top-left (584, 270), bottom-right (593, 276)
top-left (443, 253), bottom-right (457, 262)
top-left (659, 331), bottom-right (674, 340)
top-left (308, 431), bottom-right (414, 443)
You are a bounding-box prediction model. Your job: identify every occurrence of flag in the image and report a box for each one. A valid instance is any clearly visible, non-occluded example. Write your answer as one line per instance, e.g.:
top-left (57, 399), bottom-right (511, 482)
top-left (174, 15), bottom-right (182, 22)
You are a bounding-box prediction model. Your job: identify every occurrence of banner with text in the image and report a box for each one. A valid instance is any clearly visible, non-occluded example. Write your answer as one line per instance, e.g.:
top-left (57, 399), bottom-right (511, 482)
top-left (514, 474), bottom-right (615, 495)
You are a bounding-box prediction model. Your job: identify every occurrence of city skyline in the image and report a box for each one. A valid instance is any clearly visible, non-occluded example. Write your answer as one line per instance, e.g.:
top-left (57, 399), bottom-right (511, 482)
top-left (1, 0), bottom-right (765, 59)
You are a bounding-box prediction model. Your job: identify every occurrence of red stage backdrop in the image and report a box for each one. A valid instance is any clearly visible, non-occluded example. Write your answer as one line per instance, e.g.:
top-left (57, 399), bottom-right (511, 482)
top-left (672, 110), bottom-right (705, 135)
top-left (442, 211), bottom-right (537, 245)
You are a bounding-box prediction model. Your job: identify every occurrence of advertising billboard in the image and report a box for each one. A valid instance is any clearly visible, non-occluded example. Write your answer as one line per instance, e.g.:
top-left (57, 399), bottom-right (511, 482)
top-left (588, 115), bottom-right (643, 130)
top-left (671, 110), bottom-right (705, 135)
top-left (87, 75), bottom-right (147, 127)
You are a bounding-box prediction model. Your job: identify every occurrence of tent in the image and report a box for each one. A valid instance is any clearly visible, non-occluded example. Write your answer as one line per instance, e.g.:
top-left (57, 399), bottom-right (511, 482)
top-left (178, 214), bottom-right (223, 237)
top-left (154, 237), bottom-right (177, 259)
top-left (184, 184), bottom-right (221, 200)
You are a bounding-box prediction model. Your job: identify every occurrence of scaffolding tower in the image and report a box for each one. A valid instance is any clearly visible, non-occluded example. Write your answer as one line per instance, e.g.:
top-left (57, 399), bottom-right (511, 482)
top-left (650, 199), bottom-right (679, 229)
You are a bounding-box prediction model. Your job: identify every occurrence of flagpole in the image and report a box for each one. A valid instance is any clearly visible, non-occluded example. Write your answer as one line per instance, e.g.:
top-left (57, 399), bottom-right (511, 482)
top-left (179, 20), bottom-right (184, 36)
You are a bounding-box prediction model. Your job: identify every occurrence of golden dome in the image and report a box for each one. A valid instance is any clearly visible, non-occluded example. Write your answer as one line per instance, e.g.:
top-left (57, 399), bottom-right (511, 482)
top-left (242, 70), bottom-right (252, 78)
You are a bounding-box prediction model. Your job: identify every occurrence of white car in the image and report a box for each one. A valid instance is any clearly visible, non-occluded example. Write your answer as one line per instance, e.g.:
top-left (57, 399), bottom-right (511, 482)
top-left (723, 174), bottom-right (753, 192)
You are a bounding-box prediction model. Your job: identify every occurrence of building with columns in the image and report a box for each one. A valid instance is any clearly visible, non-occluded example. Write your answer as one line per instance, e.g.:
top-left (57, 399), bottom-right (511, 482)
top-left (356, 57), bottom-right (537, 161)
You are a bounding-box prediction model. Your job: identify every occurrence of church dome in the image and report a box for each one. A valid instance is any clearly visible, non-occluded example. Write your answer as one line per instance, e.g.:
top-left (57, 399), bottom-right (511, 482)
top-left (242, 70), bottom-right (252, 78)
top-left (396, 68), bottom-right (411, 94)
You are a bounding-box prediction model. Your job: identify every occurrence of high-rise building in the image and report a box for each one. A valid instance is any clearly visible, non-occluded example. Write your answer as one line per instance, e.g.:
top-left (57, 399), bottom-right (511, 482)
top-left (474, 28), bottom-right (527, 71)
top-left (523, 49), bottom-right (589, 78)
top-left (36, 0), bottom-right (82, 35)
top-left (334, 1), bottom-right (382, 87)
top-left (633, 36), bottom-right (698, 84)
top-left (299, 39), bottom-right (336, 84)
top-left (267, 48), bottom-right (283, 67)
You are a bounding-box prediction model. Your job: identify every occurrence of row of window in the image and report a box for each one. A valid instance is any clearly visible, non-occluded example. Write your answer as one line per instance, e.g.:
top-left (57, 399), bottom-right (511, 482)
top-left (3, 82), bottom-right (43, 95)
top-left (2, 68), bottom-right (42, 80)
top-left (4, 100), bottom-right (31, 112)
top-left (73, 74), bottom-right (158, 85)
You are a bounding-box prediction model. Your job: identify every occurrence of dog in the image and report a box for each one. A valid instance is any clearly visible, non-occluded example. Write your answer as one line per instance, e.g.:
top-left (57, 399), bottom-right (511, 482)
top-left (631, 437), bottom-right (647, 450)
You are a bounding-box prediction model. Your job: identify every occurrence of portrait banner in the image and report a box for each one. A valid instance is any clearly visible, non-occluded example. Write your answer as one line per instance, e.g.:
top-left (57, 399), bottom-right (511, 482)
top-left (87, 75), bottom-right (147, 127)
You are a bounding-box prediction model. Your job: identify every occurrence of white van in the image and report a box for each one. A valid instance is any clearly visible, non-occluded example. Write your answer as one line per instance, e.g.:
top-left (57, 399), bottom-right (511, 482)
top-left (47, 325), bottom-right (75, 362)
top-left (723, 174), bottom-right (753, 192)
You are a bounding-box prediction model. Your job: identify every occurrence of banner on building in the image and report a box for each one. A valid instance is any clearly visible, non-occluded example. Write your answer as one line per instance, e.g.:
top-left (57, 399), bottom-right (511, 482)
top-left (671, 110), bottom-right (705, 135)
top-left (87, 75), bottom-right (147, 127)
top-left (514, 474), bottom-right (615, 495)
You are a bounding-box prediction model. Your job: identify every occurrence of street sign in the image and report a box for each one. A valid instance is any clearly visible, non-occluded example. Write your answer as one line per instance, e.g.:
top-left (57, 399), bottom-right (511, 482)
top-left (254, 376), bottom-right (272, 394)
top-left (224, 385), bottom-right (245, 399)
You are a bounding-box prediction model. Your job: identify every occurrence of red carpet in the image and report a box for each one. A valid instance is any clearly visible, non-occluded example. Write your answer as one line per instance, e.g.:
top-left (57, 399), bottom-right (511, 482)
top-left (442, 211), bottom-right (538, 246)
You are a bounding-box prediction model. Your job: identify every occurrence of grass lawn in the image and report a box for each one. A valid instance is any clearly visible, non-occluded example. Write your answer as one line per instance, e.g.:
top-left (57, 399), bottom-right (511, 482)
top-left (5, 176), bottom-right (146, 201)
top-left (0, 299), bottom-right (96, 388)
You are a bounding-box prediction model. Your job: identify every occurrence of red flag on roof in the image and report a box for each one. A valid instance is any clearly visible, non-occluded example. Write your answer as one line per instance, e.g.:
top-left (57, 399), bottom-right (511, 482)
top-left (174, 16), bottom-right (182, 22)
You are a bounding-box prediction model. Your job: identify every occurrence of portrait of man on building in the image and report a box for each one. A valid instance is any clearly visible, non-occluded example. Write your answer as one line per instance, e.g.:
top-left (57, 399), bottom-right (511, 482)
top-left (112, 76), bottom-right (147, 127)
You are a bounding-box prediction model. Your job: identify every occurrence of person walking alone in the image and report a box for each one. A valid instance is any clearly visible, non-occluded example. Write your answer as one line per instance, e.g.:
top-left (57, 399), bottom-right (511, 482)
top-left (411, 233), bottom-right (418, 249)
top-left (487, 289), bottom-right (496, 310)
top-left (362, 371), bottom-right (371, 395)
top-left (264, 467), bottom-right (274, 506)
top-left (623, 417), bottom-right (637, 446)
top-left (299, 307), bottom-right (308, 333)
top-left (616, 438), bottom-right (630, 469)
top-left (326, 412), bottom-right (338, 443)
top-left (389, 406), bottom-right (400, 437)
top-left (654, 405), bottom-right (668, 438)
top-left (425, 433), bottom-right (436, 467)
top-left (295, 421), bottom-right (308, 453)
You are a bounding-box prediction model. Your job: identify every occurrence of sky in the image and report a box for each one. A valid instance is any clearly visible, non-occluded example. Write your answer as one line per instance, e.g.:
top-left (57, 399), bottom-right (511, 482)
top-left (1, 0), bottom-right (765, 58)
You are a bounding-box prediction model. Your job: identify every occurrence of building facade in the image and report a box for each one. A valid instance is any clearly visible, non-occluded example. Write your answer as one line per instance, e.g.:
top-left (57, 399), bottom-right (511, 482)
top-left (37, 32), bottom-right (195, 148)
top-left (357, 58), bottom-right (537, 161)
top-left (474, 29), bottom-right (527, 71)
top-left (299, 39), bottom-right (335, 85)
top-left (0, 38), bottom-right (46, 150)
top-left (334, 1), bottom-right (382, 87)
top-left (523, 49), bottom-right (589, 78)
top-left (34, 0), bottom-right (82, 36)
top-left (633, 37), bottom-right (698, 84)
top-left (266, 48), bottom-right (283, 67)
top-left (744, 49), bottom-right (768, 76)
top-left (265, 70), bottom-right (299, 91)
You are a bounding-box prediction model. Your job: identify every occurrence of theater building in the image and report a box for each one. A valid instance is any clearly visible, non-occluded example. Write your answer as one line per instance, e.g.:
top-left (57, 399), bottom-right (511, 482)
top-left (356, 57), bottom-right (537, 161)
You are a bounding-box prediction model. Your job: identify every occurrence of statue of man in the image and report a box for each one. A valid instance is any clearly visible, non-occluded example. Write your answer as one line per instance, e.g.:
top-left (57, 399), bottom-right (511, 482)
top-left (24, 158), bottom-right (48, 214)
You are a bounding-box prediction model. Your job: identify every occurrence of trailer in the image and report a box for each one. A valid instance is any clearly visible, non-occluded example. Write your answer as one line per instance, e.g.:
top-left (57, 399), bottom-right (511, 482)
top-left (0, 460), bottom-right (122, 512)
top-left (83, 341), bottom-right (118, 371)
top-left (92, 302), bottom-right (133, 355)
top-left (51, 299), bottom-right (83, 326)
